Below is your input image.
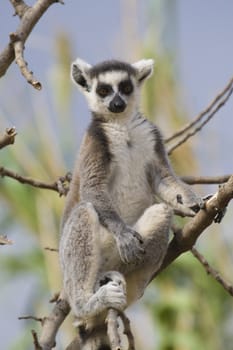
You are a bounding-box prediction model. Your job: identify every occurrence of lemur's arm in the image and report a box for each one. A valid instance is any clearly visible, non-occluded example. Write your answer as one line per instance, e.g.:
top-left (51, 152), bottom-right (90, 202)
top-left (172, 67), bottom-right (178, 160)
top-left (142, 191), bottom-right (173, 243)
top-left (152, 127), bottom-right (203, 216)
top-left (78, 120), bottom-right (144, 263)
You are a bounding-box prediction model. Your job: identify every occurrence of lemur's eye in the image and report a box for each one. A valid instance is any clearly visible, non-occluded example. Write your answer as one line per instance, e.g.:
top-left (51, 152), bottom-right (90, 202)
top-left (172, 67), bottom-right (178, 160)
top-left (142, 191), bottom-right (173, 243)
top-left (119, 80), bottom-right (133, 95)
top-left (96, 84), bottom-right (113, 98)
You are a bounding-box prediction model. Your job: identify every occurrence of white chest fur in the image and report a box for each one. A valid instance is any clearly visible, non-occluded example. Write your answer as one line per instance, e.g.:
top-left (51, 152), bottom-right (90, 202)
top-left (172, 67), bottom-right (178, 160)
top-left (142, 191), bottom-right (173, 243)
top-left (103, 116), bottom-right (156, 225)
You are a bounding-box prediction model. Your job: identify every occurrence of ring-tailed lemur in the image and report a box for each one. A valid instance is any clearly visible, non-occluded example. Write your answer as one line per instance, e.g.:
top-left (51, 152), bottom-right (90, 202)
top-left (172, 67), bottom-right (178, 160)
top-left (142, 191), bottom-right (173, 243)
top-left (59, 58), bottom-right (203, 349)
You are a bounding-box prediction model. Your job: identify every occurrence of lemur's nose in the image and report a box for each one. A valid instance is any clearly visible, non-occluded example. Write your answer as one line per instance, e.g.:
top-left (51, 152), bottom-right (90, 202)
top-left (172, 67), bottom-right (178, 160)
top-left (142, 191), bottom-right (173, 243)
top-left (109, 94), bottom-right (126, 113)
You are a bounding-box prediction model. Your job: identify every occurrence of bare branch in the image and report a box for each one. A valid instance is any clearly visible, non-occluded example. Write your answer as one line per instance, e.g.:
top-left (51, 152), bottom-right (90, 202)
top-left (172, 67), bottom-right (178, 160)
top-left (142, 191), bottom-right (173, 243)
top-left (165, 76), bottom-right (233, 143)
top-left (39, 295), bottom-right (70, 350)
top-left (44, 247), bottom-right (59, 252)
top-left (10, 0), bottom-right (30, 19)
top-left (181, 174), bottom-right (231, 185)
top-left (0, 167), bottom-right (71, 196)
top-left (32, 330), bottom-right (43, 350)
top-left (106, 309), bottom-right (122, 350)
top-left (167, 86), bottom-right (233, 154)
top-left (10, 34), bottom-right (42, 90)
top-left (0, 0), bottom-right (63, 85)
top-left (151, 175), bottom-right (233, 281)
top-left (191, 247), bottom-right (233, 297)
top-left (119, 312), bottom-right (135, 350)
top-left (0, 127), bottom-right (17, 150)
top-left (19, 315), bottom-right (44, 323)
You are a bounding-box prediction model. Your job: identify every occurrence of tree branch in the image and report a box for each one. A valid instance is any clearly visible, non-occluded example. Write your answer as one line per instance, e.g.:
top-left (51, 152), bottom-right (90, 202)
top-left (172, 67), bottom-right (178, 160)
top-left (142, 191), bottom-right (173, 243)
top-left (167, 85), bottom-right (233, 154)
top-left (0, 166), bottom-right (71, 196)
top-left (191, 247), bottom-right (233, 297)
top-left (165, 75), bottom-right (233, 143)
top-left (151, 175), bottom-right (233, 281)
top-left (181, 174), bottom-right (231, 185)
top-left (39, 295), bottom-right (70, 350)
top-left (0, 0), bottom-right (63, 87)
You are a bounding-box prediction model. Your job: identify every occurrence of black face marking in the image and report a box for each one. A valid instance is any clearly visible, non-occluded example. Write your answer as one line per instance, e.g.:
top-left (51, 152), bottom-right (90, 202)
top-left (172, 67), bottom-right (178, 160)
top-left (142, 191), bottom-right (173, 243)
top-left (96, 83), bottom-right (113, 98)
top-left (99, 276), bottom-right (112, 287)
top-left (98, 345), bottom-right (111, 350)
top-left (90, 60), bottom-right (136, 78)
top-left (108, 94), bottom-right (126, 113)
top-left (119, 79), bottom-right (133, 95)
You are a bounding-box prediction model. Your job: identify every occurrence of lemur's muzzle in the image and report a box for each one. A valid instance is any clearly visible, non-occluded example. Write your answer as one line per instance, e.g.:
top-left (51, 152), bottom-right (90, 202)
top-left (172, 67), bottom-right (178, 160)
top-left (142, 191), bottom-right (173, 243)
top-left (108, 94), bottom-right (126, 113)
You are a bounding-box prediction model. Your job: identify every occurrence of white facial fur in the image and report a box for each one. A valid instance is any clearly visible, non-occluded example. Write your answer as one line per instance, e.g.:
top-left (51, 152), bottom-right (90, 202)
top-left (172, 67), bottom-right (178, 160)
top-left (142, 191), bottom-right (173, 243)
top-left (71, 58), bottom-right (155, 121)
top-left (86, 71), bottom-right (139, 120)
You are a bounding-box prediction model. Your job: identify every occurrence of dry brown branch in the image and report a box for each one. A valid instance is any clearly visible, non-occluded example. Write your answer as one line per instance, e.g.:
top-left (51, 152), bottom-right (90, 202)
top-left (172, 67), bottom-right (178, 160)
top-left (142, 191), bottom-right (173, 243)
top-left (106, 309), bottom-right (122, 350)
top-left (151, 175), bottom-right (233, 281)
top-left (19, 315), bottom-right (44, 323)
top-left (181, 174), bottom-right (231, 185)
top-left (44, 247), bottom-right (59, 252)
top-left (165, 76), bottom-right (233, 143)
top-left (32, 329), bottom-right (43, 350)
top-left (0, 167), bottom-right (71, 196)
top-left (0, 235), bottom-right (13, 245)
top-left (191, 247), bottom-right (233, 297)
top-left (0, 0), bottom-right (63, 86)
top-left (49, 292), bottom-right (60, 303)
top-left (0, 127), bottom-right (17, 149)
top-left (39, 295), bottom-right (70, 350)
top-left (119, 312), bottom-right (135, 350)
top-left (167, 86), bottom-right (233, 154)
top-left (10, 33), bottom-right (42, 90)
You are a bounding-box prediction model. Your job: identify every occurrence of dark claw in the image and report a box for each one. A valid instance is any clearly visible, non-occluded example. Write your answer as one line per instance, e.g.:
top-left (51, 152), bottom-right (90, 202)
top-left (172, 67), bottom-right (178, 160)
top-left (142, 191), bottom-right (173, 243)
top-left (190, 204), bottom-right (201, 213)
top-left (214, 207), bottom-right (227, 223)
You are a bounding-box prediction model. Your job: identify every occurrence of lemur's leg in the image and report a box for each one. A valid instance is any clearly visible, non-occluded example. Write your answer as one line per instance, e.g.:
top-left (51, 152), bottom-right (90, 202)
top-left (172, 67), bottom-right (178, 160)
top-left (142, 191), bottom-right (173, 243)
top-left (125, 203), bottom-right (172, 303)
top-left (59, 202), bottom-right (126, 319)
top-left (134, 203), bottom-right (172, 265)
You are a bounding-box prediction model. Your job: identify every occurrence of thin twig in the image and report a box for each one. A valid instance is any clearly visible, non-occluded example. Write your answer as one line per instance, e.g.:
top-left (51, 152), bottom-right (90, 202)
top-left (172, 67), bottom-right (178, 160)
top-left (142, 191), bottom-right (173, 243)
top-left (44, 247), bottom-right (59, 252)
top-left (181, 174), bottom-right (231, 185)
top-left (0, 167), bottom-right (71, 196)
top-left (167, 86), bottom-right (233, 154)
top-left (0, 0), bottom-right (63, 82)
top-left (165, 76), bottom-right (233, 143)
top-left (11, 34), bottom-right (42, 90)
top-left (191, 247), bottom-right (233, 297)
top-left (0, 127), bottom-right (17, 150)
top-left (32, 330), bottom-right (42, 350)
top-left (19, 315), bottom-right (44, 324)
top-left (119, 312), bottom-right (135, 350)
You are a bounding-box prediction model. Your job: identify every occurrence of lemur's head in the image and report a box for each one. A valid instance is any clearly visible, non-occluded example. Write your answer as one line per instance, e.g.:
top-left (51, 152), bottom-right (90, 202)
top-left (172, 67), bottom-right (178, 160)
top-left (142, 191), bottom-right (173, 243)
top-left (71, 58), bottom-right (154, 120)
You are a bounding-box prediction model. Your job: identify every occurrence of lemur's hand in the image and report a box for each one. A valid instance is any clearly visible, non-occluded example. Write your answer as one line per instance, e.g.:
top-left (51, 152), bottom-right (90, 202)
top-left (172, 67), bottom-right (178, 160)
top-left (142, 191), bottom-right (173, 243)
top-left (173, 188), bottom-right (204, 217)
top-left (116, 226), bottom-right (144, 264)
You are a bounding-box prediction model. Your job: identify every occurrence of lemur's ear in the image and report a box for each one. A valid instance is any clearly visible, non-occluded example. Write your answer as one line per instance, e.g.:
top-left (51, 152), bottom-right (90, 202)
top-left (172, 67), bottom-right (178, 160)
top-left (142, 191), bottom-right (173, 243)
top-left (71, 58), bottom-right (92, 92)
top-left (132, 59), bottom-right (154, 84)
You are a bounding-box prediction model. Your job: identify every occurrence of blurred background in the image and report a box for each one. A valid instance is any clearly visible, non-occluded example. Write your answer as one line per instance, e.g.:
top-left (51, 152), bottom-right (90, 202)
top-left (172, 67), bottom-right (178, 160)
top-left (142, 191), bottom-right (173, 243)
top-left (1, 1), bottom-right (233, 349)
